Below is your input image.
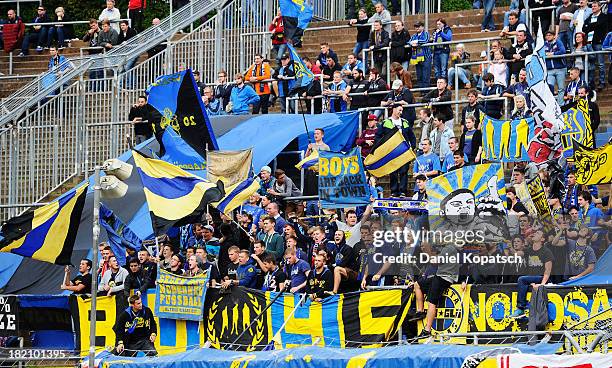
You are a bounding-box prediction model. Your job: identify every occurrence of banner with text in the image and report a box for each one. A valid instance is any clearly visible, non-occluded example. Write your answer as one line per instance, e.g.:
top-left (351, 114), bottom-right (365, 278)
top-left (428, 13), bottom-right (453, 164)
top-left (318, 148), bottom-right (370, 208)
top-left (560, 99), bottom-right (592, 159)
top-left (155, 269), bottom-right (209, 321)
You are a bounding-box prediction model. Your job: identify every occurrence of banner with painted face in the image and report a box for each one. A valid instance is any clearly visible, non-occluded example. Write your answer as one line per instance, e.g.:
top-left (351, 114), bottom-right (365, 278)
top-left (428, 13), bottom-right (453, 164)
top-left (560, 99), bottom-right (593, 159)
top-left (318, 147), bottom-right (370, 208)
top-left (426, 164), bottom-right (509, 243)
top-left (481, 115), bottom-right (535, 162)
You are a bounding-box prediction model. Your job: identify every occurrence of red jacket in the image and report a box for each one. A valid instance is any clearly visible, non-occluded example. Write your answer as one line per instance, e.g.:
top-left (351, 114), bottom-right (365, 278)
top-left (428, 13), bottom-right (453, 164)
top-left (355, 127), bottom-right (378, 157)
top-left (128, 0), bottom-right (146, 10)
top-left (269, 16), bottom-right (286, 45)
top-left (2, 18), bottom-right (25, 53)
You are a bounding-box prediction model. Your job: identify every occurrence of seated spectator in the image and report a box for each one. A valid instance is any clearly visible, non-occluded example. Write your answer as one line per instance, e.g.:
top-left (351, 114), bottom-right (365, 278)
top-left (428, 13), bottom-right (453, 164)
top-left (381, 80), bottom-right (416, 124)
top-left (409, 21), bottom-right (432, 88)
top-left (323, 71), bottom-right (349, 112)
top-left (19, 6), bottom-right (49, 56)
top-left (98, 19), bottom-right (118, 51)
top-left (368, 20), bottom-right (390, 73)
top-left (124, 258), bottom-right (152, 299)
top-left (1, 9), bottom-right (25, 53)
top-left (128, 95), bottom-right (155, 144)
top-left (61, 259), bottom-right (93, 294)
top-left (47, 7), bottom-right (74, 49)
top-left (478, 73), bottom-right (504, 119)
top-left (284, 248), bottom-right (311, 293)
top-left (429, 114), bottom-right (455, 162)
top-left (432, 18), bottom-right (452, 80)
top-left (566, 225), bottom-right (597, 280)
top-left (474, 50), bottom-right (489, 90)
top-left (99, 0), bottom-right (121, 33)
top-left (460, 90), bottom-right (481, 131)
top-left (459, 116), bottom-right (482, 164)
top-left (544, 31), bottom-right (567, 105)
top-left (228, 73), bottom-right (259, 115)
top-left (510, 95), bottom-right (531, 119)
top-left (448, 43), bottom-right (472, 89)
top-left (508, 30), bottom-right (533, 80)
top-left (390, 21), bottom-right (410, 70)
top-left (331, 230), bottom-right (360, 294)
top-left (413, 138), bottom-right (441, 178)
top-left (356, 114), bottom-right (379, 157)
top-left (368, 2), bottom-right (392, 33)
top-left (349, 8), bottom-right (370, 60)
top-left (98, 256), bottom-right (129, 296)
top-left (341, 53), bottom-right (364, 80)
top-left (316, 42), bottom-right (339, 68)
top-left (306, 254), bottom-right (334, 301)
top-left (261, 254), bottom-right (287, 292)
top-left (202, 87), bottom-right (224, 116)
top-left (510, 230), bottom-right (553, 318)
top-left (256, 216), bottom-right (285, 262)
top-left (488, 50), bottom-right (507, 87)
top-left (422, 78), bottom-right (454, 130)
top-left (563, 67), bottom-right (587, 104)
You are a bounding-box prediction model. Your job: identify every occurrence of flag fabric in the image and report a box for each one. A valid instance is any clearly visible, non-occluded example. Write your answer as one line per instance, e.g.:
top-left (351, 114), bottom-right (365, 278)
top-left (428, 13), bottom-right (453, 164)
top-left (0, 183), bottom-right (88, 265)
top-left (295, 149), bottom-right (319, 171)
top-left (318, 148), bottom-right (370, 208)
top-left (572, 140), bottom-right (612, 185)
top-left (132, 150), bottom-right (225, 236)
top-left (287, 43), bottom-right (314, 94)
top-left (560, 99), bottom-right (593, 158)
top-left (146, 69), bottom-right (218, 158)
top-left (206, 149), bottom-right (253, 187)
top-left (280, 0), bottom-right (313, 47)
top-left (525, 27), bottom-right (564, 164)
top-left (363, 128), bottom-right (416, 177)
top-left (99, 204), bottom-right (143, 266)
top-left (160, 126), bottom-right (206, 173)
top-left (213, 177), bottom-right (260, 215)
top-left (481, 115), bottom-right (535, 162)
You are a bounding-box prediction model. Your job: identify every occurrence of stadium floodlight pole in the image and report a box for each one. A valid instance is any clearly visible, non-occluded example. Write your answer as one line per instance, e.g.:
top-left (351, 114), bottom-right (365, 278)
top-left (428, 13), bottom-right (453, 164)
top-left (89, 165), bottom-right (102, 368)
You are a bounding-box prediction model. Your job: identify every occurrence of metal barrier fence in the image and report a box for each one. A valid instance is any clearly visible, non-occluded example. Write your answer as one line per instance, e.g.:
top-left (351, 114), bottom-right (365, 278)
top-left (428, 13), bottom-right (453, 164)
top-left (0, 0), bottom-right (41, 16)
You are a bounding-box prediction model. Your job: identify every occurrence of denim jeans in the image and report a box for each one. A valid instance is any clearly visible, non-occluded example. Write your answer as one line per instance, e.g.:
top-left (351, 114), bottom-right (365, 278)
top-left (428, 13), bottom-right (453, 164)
top-left (21, 29), bottom-right (48, 54)
top-left (433, 51), bottom-right (449, 79)
top-left (123, 56), bottom-right (138, 89)
top-left (547, 68), bottom-right (566, 105)
top-left (353, 41), bottom-right (369, 61)
top-left (448, 67), bottom-right (470, 87)
top-left (481, 0), bottom-right (496, 31)
top-left (558, 31), bottom-right (571, 53)
top-left (516, 275), bottom-right (543, 309)
top-left (47, 27), bottom-right (64, 48)
top-left (415, 57), bottom-right (432, 88)
top-left (274, 43), bottom-right (288, 63)
top-left (592, 44), bottom-right (605, 88)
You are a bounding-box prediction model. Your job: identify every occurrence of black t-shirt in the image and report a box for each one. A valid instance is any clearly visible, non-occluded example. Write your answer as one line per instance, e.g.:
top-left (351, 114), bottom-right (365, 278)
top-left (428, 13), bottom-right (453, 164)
top-left (524, 245), bottom-right (554, 276)
top-left (306, 267), bottom-right (334, 298)
top-left (262, 267), bottom-right (287, 292)
top-left (72, 273), bottom-right (92, 294)
top-left (509, 201), bottom-right (529, 215)
top-left (226, 261), bottom-right (239, 280)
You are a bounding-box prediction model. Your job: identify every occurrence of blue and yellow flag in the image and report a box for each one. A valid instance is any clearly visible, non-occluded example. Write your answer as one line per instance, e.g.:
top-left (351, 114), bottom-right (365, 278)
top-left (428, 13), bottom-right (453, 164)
top-left (295, 149), bottom-right (319, 171)
top-left (363, 128), bottom-right (416, 177)
top-left (132, 150), bottom-right (225, 235)
top-left (0, 183), bottom-right (88, 265)
top-left (280, 0), bottom-right (313, 46)
top-left (100, 204), bottom-right (142, 266)
top-left (213, 177), bottom-right (260, 215)
top-left (481, 115), bottom-right (535, 162)
top-left (561, 99), bottom-right (593, 158)
top-left (287, 43), bottom-right (314, 94)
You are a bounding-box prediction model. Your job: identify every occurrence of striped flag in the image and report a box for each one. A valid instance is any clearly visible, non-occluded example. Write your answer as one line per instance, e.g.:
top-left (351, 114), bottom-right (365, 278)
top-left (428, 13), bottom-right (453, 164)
top-left (295, 149), bottom-right (319, 171)
top-left (363, 128), bottom-right (416, 177)
top-left (213, 177), bottom-right (260, 215)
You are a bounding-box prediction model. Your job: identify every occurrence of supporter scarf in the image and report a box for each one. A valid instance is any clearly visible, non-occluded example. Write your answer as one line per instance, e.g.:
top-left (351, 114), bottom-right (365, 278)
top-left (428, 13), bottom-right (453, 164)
top-left (125, 306), bottom-right (144, 334)
top-left (251, 63), bottom-right (266, 93)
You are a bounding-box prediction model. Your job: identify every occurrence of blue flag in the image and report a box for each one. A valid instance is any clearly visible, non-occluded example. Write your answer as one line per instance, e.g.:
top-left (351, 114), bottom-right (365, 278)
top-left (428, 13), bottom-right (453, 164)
top-left (280, 0), bottom-right (313, 47)
top-left (160, 126), bottom-right (207, 177)
top-left (287, 43), bottom-right (314, 94)
top-left (318, 147), bottom-right (370, 208)
top-left (100, 204), bottom-right (143, 266)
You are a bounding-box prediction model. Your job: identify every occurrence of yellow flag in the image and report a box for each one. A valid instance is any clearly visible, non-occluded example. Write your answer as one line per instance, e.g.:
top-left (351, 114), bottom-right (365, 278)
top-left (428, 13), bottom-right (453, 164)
top-left (573, 140), bottom-right (612, 185)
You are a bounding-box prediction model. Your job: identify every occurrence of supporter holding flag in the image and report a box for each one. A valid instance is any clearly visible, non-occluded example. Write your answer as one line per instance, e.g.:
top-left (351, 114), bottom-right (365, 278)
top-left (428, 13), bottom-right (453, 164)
top-left (381, 80), bottom-right (417, 125)
top-left (279, 0), bottom-right (313, 47)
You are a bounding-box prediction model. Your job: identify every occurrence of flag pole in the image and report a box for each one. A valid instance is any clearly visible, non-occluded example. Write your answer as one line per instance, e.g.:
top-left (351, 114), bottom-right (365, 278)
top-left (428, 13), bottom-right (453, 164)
top-left (88, 166), bottom-right (102, 368)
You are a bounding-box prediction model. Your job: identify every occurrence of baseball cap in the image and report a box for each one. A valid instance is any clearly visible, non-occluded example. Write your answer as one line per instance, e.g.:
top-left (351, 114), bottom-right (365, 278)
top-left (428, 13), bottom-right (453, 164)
top-left (203, 225), bottom-right (214, 232)
top-left (391, 79), bottom-right (403, 89)
top-left (367, 114), bottom-right (378, 121)
top-left (260, 165), bottom-right (272, 174)
top-left (480, 50), bottom-right (488, 58)
top-left (280, 54), bottom-right (289, 60)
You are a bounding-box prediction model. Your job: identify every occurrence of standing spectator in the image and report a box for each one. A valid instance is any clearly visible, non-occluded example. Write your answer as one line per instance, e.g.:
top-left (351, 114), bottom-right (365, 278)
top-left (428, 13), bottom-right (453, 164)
top-left (257, 217), bottom-right (285, 262)
top-left (123, 258), bottom-right (150, 297)
top-left (572, 32), bottom-right (594, 83)
top-left (481, 0), bottom-right (496, 32)
top-left (99, 0), bottom-right (121, 33)
top-left (508, 30), bottom-right (532, 80)
top-left (347, 0), bottom-right (366, 20)
top-left (479, 73), bottom-right (505, 119)
top-left (544, 31), bottom-right (567, 105)
top-left (365, 67), bottom-right (388, 114)
top-left (414, 139), bottom-right (441, 178)
top-left (570, 0), bottom-right (592, 46)
top-left (261, 254), bottom-right (287, 292)
top-left (229, 73), bottom-right (259, 115)
top-left (284, 248), bottom-right (311, 293)
top-left (390, 21), bottom-right (410, 70)
top-left (83, 19), bottom-right (103, 84)
top-left (582, 1), bottom-right (607, 91)
top-left (528, 0), bottom-right (553, 34)
top-left (432, 18), bottom-right (452, 80)
top-left (18, 6), bottom-right (49, 56)
top-left (461, 90), bottom-right (482, 130)
top-left (113, 295), bottom-right (157, 357)
top-left (566, 225), bottom-right (597, 280)
top-left (269, 9), bottom-right (287, 64)
top-left (128, 0), bottom-right (146, 32)
top-left (350, 8), bottom-right (370, 63)
top-left (99, 20), bottom-right (118, 52)
top-left (48, 46), bottom-right (71, 75)
top-left (324, 71), bottom-right (349, 112)
top-left (417, 108), bottom-right (434, 146)
top-left (47, 7), bottom-right (74, 49)
top-left (368, 2), bottom-right (392, 34)
top-left (475, 50), bottom-right (490, 90)
top-left (410, 21), bottom-right (432, 89)
top-left (341, 54), bottom-right (364, 81)
top-left (448, 43), bottom-right (472, 89)
top-left (500, 11), bottom-right (532, 44)
top-left (356, 114), bottom-right (379, 157)
top-left (316, 42), bottom-right (339, 68)
top-left (146, 18), bottom-right (166, 59)
top-left (429, 115), bottom-right (455, 162)
top-left (214, 70), bottom-right (233, 111)
top-left (561, 87), bottom-right (599, 145)
top-left (98, 256), bottom-right (129, 296)
top-left (368, 20), bottom-right (390, 74)
top-left (441, 137), bottom-right (467, 172)
top-left (459, 116), bottom-right (482, 163)
top-left (1, 9), bottom-right (24, 53)
top-left (193, 71), bottom-right (206, 96)
top-left (245, 54), bottom-right (272, 114)
top-left (377, 105), bottom-right (417, 196)
top-left (488, 50), bottom-right (508, 87)
top-left (381, 79), bottom-right (416, 124)
top-left (128, 95), bottom-right (155, 144)
top-left (275, 54), bottom-right (295, 113)
top-left (422, 78), bottom-right (454, 130)
top-left (346, 68), bottom-right (369, 112)
top-left (322, 56), bottom-right (342, 81)
top-left (556, 0), bottom-right (578, 52)
top-left (564, 67), bottom-right (587, 105)
top-left (61, 259), bottom-right (93, 294)
top-left (503, 68), bottom-right (530, 110)
top-left (118, 20), bottom-right (138, 87)
top-left (306, 254), bottom-right (334, 301)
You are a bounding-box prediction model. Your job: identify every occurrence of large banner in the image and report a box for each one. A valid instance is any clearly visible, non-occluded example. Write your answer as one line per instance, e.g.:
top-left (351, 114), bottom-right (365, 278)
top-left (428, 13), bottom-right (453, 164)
top-left (155, 269), bottom-right (209, 321)
top-left (481, 116), bottom-right (535, 162)
top-left (573, 140), bottom-right (612, 185)
top-left (560, 99), bottom-right (593, 158)
top-left (207, 149), bottom-right (253, 187)
top-left (426, 164), bottom-right (508, 242)
top-left (318, 147), bottom-right (370, 208)
top-left (526, 176), bottom-right (554, 230)
top-left (498, 353), bottom-right (611, 368)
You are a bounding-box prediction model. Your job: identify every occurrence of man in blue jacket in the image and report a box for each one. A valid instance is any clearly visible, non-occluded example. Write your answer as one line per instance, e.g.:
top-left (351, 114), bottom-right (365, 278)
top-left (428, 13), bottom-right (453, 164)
top-left (229, 73), bottom-right (260, 115)
top-left (544, 31), bottom-right (567, 105)
top-left (221, 250), bottom-right (257, 288)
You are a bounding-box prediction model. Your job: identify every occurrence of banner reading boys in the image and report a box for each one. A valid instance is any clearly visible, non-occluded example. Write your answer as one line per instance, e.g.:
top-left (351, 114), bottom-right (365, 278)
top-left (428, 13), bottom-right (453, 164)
top-left (318, 148), bottom-right (370, 208)
top-left (155, 268), bottom-right (209, 321)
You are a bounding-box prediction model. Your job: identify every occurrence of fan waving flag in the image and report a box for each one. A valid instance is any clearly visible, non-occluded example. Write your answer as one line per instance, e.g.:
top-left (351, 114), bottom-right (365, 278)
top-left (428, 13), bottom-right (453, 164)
top-left (287, 43), bottom-right (314, 95)
top-left (280, 0), bottom-right (313, 47)
top-left (295, 149), bottom-right (319, 171)
top-left (0, 183), bottom-right (88, 265)
top-left (132, 150), bottom-right (225, 236)
top-left (213, 177), bottom-right (260, 215)
top-left (146, 69), bottom-right (218, 159)
top-left (364, 128), bottom-right (416, 177)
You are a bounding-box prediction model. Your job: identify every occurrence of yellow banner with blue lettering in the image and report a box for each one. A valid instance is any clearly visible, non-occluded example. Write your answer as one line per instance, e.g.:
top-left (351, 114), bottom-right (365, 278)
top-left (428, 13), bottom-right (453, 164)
top-left (481, 115), bottom-right (535, 162)
top-left (155, 268), bottom-right (209, 321)
top-left (561, 99), bottom-right (592, 159)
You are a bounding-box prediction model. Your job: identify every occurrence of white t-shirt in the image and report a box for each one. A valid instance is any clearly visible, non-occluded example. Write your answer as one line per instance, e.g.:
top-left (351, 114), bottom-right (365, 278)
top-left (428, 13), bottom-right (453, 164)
top-left (575, 8), bottom-right (586, 34)
top-left (390, 117), bottom-right (403, 129)
top-left (336, 221), bottom-right (362, 247)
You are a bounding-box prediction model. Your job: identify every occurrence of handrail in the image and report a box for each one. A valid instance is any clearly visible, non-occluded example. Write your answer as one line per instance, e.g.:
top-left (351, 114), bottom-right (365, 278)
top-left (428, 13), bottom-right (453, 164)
top-left (0, 0), bottom-right (41, 16)
top-left (23, 19), bottom-right (131, 27)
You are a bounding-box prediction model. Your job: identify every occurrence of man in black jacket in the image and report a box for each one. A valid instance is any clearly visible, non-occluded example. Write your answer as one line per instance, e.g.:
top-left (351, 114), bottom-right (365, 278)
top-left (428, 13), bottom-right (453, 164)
top-left (114, 294), bottom-right (157, 356)
top-left (306, 254), bottom-right (334, 302)
top-left (381, 79), bottom-right (416, 125)
top-left (368, 20), bottom-right (390, 74)
top-left (137, 248), bottom-right (157, 289)
top-left (123, 258), bottom-right (151, 299)
top-left (422, 78), bottom-right (454, 130)
top-left (128, 95), bottom-right (156, 144)
top-left (214, 70), bottom-right (233, 110)
top-left (582, 1), bottom-right (607, 91)
top-left (508, 30), bottom-right (532, 80)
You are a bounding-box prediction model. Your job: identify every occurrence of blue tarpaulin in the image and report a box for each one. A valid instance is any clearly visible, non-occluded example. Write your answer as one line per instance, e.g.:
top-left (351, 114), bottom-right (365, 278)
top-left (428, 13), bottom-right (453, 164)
top-left (561, 246), bottom-right (612, 286)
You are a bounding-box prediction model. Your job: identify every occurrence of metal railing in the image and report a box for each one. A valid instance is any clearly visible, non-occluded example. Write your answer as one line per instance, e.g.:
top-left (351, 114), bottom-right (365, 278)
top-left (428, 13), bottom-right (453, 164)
top-left (0, 0), bottom-right (41, 16)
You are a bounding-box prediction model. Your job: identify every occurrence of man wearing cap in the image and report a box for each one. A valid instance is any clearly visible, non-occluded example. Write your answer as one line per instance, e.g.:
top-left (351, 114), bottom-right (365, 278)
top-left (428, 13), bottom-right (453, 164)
top-left (257, 166), bottom-right (276, 196)
top-left (381, 79), bottom-right (416, 125)
top-left (201, 225), bottom-right (220, 258)
top-left (274, 54), bottom-right (296, 113)
top-left (356, 114), bottom-right (380, 157)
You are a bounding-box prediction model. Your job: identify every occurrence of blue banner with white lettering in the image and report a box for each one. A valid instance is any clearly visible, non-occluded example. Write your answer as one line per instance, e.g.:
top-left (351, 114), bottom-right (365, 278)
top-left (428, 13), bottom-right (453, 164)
top-left (481, 115), bottom-right (535, 162)
top-left (155, 268), bottom-right (209, 321)
top-left (318, 148), bottom-right (369, 208)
